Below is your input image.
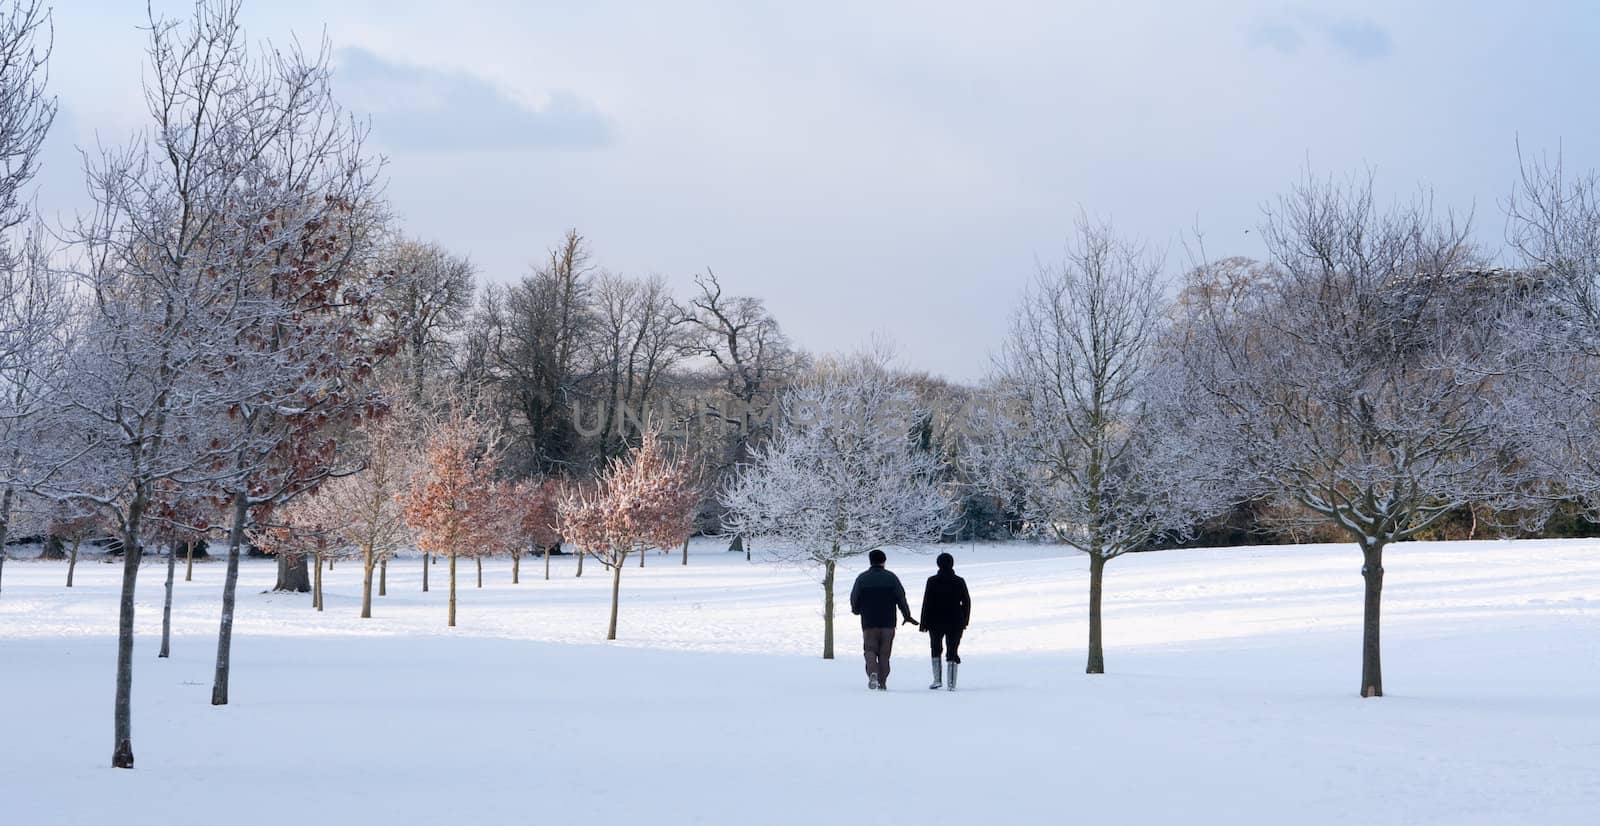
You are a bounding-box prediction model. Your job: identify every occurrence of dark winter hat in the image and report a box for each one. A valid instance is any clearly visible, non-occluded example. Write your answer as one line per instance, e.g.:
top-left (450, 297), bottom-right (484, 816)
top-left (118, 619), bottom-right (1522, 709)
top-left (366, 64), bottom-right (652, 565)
top-left (868, 549), bottom-right (887, 566)
top-left (936, 552), bottom-right (954, 571)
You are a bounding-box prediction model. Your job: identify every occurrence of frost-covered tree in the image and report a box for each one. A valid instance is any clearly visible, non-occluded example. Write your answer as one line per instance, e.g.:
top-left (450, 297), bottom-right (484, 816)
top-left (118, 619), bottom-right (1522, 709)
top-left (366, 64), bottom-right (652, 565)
top-left (1181, 172), bottom-right (1532, 698)
top-left (0, 230), bottom-right (63, 596)
top-left (0, 0), bottom-right (50, 234)
top-left (301, 404), bottom-right (417, 617)
top-left (0, 0), bottom-right (56, 597)
top-left (720, 351), bottom-right (955, 659)
top-left (33, 0), bottom-right (389, 741)
top-left (1502, 149), bottom-right (1600, 512)
top-left (173, 12), bottom-right (390, 707)
top-left (973, 217), bottom-right (1239, 674)
top-left (558, 428), bottom-right (697, 640)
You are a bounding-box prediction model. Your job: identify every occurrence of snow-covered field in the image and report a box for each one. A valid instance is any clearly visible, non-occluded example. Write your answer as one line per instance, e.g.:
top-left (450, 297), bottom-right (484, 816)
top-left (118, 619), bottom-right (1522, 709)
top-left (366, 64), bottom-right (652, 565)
top-left (2, 538), bottom-right (1598, 825)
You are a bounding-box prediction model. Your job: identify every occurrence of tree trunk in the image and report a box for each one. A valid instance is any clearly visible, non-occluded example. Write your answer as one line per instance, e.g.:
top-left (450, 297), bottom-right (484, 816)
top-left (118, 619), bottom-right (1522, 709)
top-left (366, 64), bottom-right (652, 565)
top-left (1086, 553), bottom-right (1106, 674)
top-left (273, 551), bottom-right (311, 593)
top-left (361, 544), bottom-right (375, 619)
top-left (476, 556), bottom-right (483, 588)
top-left (822, 558), bottom-right (836, 660)
top-left (184, 539), bottom-right (195, 582)
top-left (113, 493), bottom-right (148, 769)
top-left (39, 534), bottom-right (66, 560)
top-left (448, 552), bottom-right (457, 627)
top-left (0, 481), bottom-right (13, 599)
top-left (639, 545), bottom-right (646, 568)
top-left (422, 552), bottom-right (430, 592)
top-left (159, 544), bottom-right (177, 658)
top-left (512, 549), bottom-right (521, 584)
top-left (576, 548), bottom-right (584, 577)
top-left (607, 554), bottom-right (624, 640)
top-left (66, 538), bottom-right (81, 587)
top-left (379, 558), bottom-right (387, 597)
top-left (682, 537), bottom-right (689, 566)
top-left (313, 549), bottom-right (324, 612)
top-left (544, 543), bottom-right (551, 581)
top-left (1360, 540), bottom-right (1385, 698)
top-left (211, 491), bottom-right (249, 706)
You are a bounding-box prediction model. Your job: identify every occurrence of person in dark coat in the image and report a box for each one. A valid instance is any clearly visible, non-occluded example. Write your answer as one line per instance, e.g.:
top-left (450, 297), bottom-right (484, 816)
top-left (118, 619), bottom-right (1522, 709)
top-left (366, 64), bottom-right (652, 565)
top-left (849, 548), bottom-right (917, 690)
top-left (920, 552), bottom-right (971, 690)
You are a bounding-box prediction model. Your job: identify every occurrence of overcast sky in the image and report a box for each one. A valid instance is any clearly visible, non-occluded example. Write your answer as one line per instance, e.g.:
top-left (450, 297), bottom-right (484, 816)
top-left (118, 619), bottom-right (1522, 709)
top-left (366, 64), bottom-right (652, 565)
top-left (35, 1), bottom-right (1600, 380)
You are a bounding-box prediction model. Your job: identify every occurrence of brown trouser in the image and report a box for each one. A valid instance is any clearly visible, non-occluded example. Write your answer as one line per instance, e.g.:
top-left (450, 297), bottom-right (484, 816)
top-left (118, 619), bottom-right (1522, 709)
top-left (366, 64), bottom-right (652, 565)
top-left (863, 626), bottom-right (896, 683)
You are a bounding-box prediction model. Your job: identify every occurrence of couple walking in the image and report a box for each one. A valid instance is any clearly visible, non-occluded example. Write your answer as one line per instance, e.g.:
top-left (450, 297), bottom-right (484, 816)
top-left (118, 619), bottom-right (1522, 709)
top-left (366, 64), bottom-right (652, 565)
top-left (849, 549), bottom-right (971, 691)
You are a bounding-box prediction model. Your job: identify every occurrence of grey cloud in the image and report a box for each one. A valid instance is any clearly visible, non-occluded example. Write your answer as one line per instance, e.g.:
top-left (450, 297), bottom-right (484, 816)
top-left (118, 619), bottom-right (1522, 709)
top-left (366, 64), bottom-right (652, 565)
top-left (1250, 13), bottom-right (1392, 61)
top-left (1319, 19), bottom-right (1392, 60)
top-left (334, 47), bottom-right (612, 151)
top-left (1250, 21), bottom-right (1304, 55)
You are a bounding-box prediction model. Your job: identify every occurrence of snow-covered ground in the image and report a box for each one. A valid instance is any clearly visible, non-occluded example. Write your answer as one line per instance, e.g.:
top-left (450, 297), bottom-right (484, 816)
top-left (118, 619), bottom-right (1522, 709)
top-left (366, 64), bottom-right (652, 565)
top-left (2, 538), bottom-right (1598, 825)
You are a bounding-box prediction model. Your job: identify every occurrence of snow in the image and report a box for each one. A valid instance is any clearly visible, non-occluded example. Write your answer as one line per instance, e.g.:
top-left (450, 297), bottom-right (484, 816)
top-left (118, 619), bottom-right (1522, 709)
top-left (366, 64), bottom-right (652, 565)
top-left (2, 538), bottom-right (1598, 825)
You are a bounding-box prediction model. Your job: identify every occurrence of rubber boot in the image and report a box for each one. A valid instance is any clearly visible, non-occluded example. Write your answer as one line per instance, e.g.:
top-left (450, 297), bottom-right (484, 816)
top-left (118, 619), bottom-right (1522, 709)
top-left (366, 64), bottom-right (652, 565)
top-left (868, 672), bottom-right (879, 691)
top-left (947, 661), bottom-right (958, 691)
top-left (929, 657), bottom-right (943, 690)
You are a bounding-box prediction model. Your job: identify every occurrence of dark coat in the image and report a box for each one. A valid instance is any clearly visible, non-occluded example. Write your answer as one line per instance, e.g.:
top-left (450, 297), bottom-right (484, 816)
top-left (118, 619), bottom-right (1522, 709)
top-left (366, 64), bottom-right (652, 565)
top-left (920, 570), bottom-right (971, 631)
top-left (850, 565), bottom-right (912, 629)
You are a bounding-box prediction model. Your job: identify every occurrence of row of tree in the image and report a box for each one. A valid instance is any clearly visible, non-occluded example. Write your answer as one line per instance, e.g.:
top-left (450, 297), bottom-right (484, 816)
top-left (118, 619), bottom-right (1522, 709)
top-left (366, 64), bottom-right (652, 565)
top-left (6, 0), bottom-right (1600, 774)
top-left (0, 0), bottom-right (788, 771)
top-left (718, 171), bottom-right (1600, 704)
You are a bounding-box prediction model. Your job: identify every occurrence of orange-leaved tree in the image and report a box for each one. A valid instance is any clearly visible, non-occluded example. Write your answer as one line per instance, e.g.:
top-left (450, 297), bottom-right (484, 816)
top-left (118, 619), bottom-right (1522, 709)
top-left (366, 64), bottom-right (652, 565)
top-left (499, 478), bottom-right (562, 583)
top-left (402, 413), bottom-right (498, 627)
top-left (558, 428), bottom-right (697, 640)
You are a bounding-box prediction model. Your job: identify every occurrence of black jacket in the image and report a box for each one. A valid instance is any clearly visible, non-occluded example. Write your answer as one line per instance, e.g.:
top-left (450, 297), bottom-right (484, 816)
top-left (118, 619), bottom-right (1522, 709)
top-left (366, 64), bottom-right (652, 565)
top-left (920, 570), bottom-right (970, 631)
top-left (850, 565), bottom-right (912, 629)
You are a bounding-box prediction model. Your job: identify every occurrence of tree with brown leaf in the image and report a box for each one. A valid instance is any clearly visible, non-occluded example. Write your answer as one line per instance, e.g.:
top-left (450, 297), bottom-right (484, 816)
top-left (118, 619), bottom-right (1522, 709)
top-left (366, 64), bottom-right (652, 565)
top-left (402, 413), bottom-right (498, 627)
top-left (496, 478), bottom-right (561, 583)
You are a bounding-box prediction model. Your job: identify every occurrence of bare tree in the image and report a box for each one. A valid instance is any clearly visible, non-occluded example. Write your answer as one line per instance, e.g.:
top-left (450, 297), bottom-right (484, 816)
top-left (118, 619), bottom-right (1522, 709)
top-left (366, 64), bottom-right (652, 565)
top-left (680, 271), bottom-right (804, 471)
top-left (485, 229), bottom-right (596, 474)
top-left (1181, 171), bottom-right (1531, 698)
top-left (375, 239), bottom-right (475, 407)
top-left (974, 217), bottom-right (1237, 674)
top-left (588, 272), bottom-right (687, 457)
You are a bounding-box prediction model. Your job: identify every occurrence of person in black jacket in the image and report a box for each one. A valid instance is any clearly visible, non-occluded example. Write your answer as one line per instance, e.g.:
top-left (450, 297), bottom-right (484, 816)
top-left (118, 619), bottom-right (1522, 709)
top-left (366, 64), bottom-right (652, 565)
top-left (849, 549), bottom-right (916, 690)
top-left (920, 552), bottom-right (971, 690)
